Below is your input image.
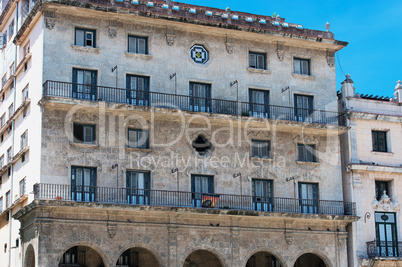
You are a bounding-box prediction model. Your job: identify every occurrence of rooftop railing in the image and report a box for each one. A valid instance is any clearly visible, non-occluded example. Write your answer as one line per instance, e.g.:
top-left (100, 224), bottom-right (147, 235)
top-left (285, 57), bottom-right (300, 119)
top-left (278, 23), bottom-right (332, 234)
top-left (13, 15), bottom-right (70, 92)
top-left (43, 81), bottom-right (345, 126)
top-left (34, 183), bottom-right (356, 216)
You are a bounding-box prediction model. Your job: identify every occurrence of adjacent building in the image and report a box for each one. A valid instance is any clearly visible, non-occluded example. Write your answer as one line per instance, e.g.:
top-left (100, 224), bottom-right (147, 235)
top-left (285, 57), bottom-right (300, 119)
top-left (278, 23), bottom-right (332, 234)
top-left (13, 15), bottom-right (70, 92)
top-left (0, 0), bottom-right (358, 266)
top-left (339, 77), bottom-right (402, 267)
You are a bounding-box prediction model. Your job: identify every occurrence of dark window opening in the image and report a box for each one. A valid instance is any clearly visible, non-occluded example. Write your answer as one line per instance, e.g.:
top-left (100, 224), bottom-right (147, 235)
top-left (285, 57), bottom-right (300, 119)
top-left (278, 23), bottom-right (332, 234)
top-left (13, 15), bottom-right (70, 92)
top-left (73, 124), bottom-right (95, 144)
top-left (251, 140), bottom-right (270, 158)
top-left (376, 181), bottom-right (389, 200)
top-left (298, 144), bottom-right (316, 162)
top-left (372, 131), bottom-right (388, 152)
top-left (294, 58), bottom-right (310, 75)
top-left (249, 52), bottom-right (266, 70)
top-left (192, 135), bottom-right (211, 155)
top-left (128, 35), bottom-right (148, 54)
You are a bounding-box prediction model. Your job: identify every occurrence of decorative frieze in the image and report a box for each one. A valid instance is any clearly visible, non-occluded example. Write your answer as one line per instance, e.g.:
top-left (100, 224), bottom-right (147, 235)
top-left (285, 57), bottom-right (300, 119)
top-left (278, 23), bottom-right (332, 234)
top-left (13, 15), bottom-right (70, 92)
top-left (44, 11), bottom-right (56, 30)
top-left (372, 191), bottom-right (400, 211)
top-left (326, 49), bottom-right (335, 67)
top-left (277, 42), bottom-right (284, 61)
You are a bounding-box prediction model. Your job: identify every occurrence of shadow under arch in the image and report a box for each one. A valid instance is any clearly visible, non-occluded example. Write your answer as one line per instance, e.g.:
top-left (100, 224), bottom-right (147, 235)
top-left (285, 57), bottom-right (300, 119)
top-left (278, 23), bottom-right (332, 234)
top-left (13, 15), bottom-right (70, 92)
top-left (56, 241), bottom-right (108, 267)
top-left (113, 243), bottom-right (164, 267)
top-left (24, 244), bottom-right (35, 267)
top-left (181, 247), bottom-right (226, 267)
top-left (243, 248), bottom-right (287, 267)
top-left (292, 251), bottom-right (332, 267)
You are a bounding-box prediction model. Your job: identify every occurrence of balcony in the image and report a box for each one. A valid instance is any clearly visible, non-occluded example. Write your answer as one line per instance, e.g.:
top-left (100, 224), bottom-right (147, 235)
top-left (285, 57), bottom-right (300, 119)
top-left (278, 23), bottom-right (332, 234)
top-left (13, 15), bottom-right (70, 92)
top-left (43, 81), bottom-right (345, 126)
top-left (34, 183), bottom-right (356, 216)
top-left (367, 240), bottom-right (402, 258)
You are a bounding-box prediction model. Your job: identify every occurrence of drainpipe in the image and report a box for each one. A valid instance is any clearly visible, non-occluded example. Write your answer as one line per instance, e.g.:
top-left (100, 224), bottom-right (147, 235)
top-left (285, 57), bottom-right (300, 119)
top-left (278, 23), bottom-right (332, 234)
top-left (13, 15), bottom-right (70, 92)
top-left (8, 2), bottom-right (19, 267)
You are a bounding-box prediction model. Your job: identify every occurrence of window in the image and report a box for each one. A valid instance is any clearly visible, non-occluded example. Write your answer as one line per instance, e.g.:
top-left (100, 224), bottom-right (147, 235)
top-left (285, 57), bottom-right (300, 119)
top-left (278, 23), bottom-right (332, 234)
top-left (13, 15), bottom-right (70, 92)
top-left (299, 182), bottom-right (318, 214)
top-left (294, 58), bottom-right (310, 75)
top-left (9, 62), bottom-right (14, 76)
top-left (73, 124), bottom-right (95, 144)
top-left (128, 35), bottom-right (148, 54)
top-left (189, 82), bottom-right (211, 112)
top-left (0, 155), bottom-right (3, 168)
top-left (60, 247), bottom-right (78, 265)
top-left (5, 190), bottom-right (10, 208)
top-left (298, 144), bottom-right (316, 162)
top-left (71, 166), bottom-right (96, 202)
top-left (375, 181), bottom-right (389, 200)
top-left (8, 20), bottom-right (14, 40)
top-left (0, 114), bottom-right (5, 127)
top-left (2, 31), bottom-right (7, 48)
top-left (294, 94), bottom-right (313, 122)
top-left (372, 131), bottom-right (388, 152)
top-left (191, 175), bottom-right (214, 207)
top-left (19, 178), bottom-right (26, 197)
top-left (7, 147), bottom-right (12, 163)
top-left (21, 131), bottom-right (28, 150)
top-left (0, 197), bottom-right (2, 213)
top-left (126, 171), bottom-right (150, 204)
top-left (375, 212), bottom-right (398, 257)
top-left (22, 85), bottom-right (28, 102)
top-left (126, 75), bottom-right (150, 106)
top-left (127, 129), bottom-right (149, 149)
top-left (2, 74), bottom-right (7, 88)
top-left (8, 103), bottom-right (14, 119)
top-left (249, 89), bottom-right (269, 118)
top-left (252, 179), bottom-right (273, 211)
top-left (249, 52), bottom-right (266, 70)
top-left (75, 28), bottom-right (96, 48)
top-left (251, 140), bottom-right (270, 158)
top-left (72, 68), bottom-right (97, 100)
top-left (23, 41), bottom-right (30, 57)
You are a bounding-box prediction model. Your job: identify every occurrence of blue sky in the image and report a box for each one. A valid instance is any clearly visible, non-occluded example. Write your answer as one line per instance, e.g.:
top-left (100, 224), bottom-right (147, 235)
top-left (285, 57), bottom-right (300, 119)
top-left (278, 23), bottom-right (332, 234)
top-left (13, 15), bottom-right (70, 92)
top-left (175, 0), bottom-right (402, 98)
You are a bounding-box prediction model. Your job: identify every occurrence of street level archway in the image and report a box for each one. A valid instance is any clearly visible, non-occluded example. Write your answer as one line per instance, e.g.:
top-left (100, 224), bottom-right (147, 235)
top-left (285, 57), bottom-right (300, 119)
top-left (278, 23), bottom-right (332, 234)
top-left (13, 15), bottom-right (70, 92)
top-left (59, 245), bottom-right (105, 267)
top-left (183, 250), bottom-right (223, 267)
top-left (24, 244), bottom-right (35, 267)
top-left (293, 253), bottom-right (327, 267)
top-left (246, 251), bottom-right (282, 267)
top-left (116, 247), bottom-right (160, 267)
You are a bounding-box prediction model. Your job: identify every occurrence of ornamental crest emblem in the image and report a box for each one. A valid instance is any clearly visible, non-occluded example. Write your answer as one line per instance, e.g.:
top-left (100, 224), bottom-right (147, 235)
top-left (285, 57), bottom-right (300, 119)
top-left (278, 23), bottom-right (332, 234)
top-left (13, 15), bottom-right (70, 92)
top-left (190, 45), bottom-right (209, 65)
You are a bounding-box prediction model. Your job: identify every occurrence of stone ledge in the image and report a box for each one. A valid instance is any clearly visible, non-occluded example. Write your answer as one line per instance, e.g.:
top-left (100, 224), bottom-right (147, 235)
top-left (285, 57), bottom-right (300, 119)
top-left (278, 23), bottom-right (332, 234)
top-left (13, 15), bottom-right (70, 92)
top-left (125, 52), bottom-right (153, 60)
top-left (371, 151), bottom-right (394, 156)
top-left (13, 199), bottom-right (360, 223)
top-left (246, 68), bottom-right (272, 75)
top-left (71, 45), bottom-right (101, 54)
top-left (296, 161), bottom-right (320, 166)
top-left (291, 73), bottom-right (316, 80)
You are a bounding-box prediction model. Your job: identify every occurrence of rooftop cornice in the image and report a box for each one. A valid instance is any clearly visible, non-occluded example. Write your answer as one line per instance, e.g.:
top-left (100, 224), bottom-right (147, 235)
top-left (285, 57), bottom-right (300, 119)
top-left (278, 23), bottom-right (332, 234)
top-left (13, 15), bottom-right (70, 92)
top-left (346, 163), bottom-right (402, 174)
top-left (346, 111), bottom-right (402, 123)
top-left (25, 0), bottom-right (347, 50)
top-left (0, 0), bottom-right (16, 30)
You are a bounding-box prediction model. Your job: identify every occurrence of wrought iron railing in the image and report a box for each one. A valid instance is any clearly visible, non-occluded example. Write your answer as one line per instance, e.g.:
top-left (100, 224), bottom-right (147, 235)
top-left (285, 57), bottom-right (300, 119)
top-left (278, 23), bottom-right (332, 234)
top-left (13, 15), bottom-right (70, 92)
top-left (34, 183), bottom-right (356, 216)
top-left (42, 81), bottom-right (345, 126)
top-left (367, 240), bottom-right (402, 257)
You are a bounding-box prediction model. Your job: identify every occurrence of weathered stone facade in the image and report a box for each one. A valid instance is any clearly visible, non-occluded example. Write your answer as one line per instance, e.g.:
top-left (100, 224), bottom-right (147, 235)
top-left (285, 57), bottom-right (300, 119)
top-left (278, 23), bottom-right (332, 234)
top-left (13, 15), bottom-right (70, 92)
top-left (3, 0), bottom-right (359, 266)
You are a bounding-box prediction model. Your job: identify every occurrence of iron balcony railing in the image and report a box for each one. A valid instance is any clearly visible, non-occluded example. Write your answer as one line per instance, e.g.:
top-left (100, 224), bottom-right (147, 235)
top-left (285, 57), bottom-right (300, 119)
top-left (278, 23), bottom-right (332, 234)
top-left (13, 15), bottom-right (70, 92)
top-left (43, 81), bottom-right (345, 126)
top-left (34, 183), bottom-right (356, 216)
top-left (367, 240), bottom-right (402, 258)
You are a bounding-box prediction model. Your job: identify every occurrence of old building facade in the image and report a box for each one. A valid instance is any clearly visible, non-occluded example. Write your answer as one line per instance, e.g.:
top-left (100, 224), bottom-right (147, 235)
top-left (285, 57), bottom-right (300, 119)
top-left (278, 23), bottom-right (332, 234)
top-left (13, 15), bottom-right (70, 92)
top-left (339, 78), bottom-right (402, 267)
top-left (0, 0), bottom-right (357, 266)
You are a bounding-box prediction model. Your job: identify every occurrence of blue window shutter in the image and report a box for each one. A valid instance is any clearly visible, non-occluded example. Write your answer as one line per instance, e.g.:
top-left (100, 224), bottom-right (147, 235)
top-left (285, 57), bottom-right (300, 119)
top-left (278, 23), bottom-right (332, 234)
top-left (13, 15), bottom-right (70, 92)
top-left (126, 171), bottom-right (131, 188)
top-left (72, 69), bottom-right (78, 96)
top-left (90, 168), bottom-right (96, 186)
top-left (191, 175), bottom-right (195, 192)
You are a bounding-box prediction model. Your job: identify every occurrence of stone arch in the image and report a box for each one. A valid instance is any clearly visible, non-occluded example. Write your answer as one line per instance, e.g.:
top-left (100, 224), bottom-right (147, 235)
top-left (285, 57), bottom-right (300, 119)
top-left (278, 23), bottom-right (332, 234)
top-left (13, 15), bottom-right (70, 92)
top-left (113, 243), bottom-right (164, 267)
top-left (181, 247), bottom-right (226, 267)
top-left (56, 242), bottom-right (107, 267)
top-left (242, 248), bottom-right (287, 267)
top-left (292, 251), bottom-right (332, 267)
top-left (24, 244), bottom-right (35, 267)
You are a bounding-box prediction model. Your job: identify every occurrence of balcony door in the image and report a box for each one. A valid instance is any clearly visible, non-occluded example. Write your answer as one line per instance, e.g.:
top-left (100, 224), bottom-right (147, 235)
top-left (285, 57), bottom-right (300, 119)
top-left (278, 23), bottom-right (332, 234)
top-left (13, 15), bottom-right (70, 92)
top-left (189, 82), bottom-right (211, 112)
top-left (71, 166), bottom-right (96, 202)
top-left (299, 183), bottom-right (318, 214)
top-left (375, 212), bottom-right (399, 257)
top-left (249, 89), bottom-right (269, 118)
top-left (191, 175), bottom-right (213, 207)
top-left (126, 75), bottom-right (150, 106)
top-left (252, 179), bottom-right (273, 211)
top-left (294, 94), bottom-right (313, 122)
top-left (126, 171), bottom-right (150, 205)
top-left (72, 68), bottom-right (97, 100)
